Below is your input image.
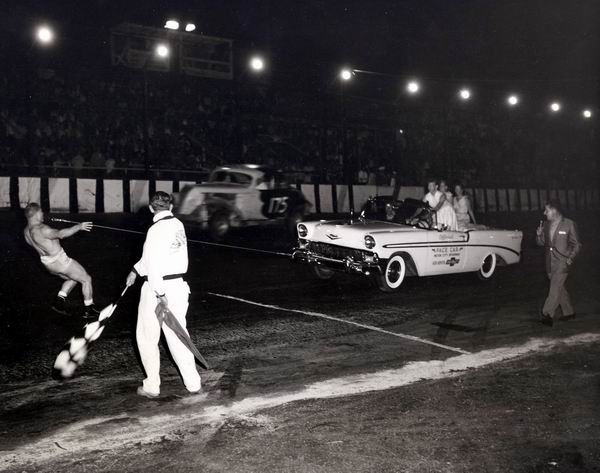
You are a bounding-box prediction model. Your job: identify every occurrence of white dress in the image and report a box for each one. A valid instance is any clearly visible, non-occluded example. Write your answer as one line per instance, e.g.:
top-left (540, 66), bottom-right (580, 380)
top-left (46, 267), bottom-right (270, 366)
top-left (454, 195), bottom-right (472, 229)
top-left (424, 190), bottom-right (457, 231)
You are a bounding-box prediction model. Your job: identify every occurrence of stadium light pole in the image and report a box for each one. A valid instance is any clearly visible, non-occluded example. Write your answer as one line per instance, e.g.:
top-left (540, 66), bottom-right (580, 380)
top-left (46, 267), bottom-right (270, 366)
top-left (337, 68), bottom-right (355, 217)
top-left (24, 24), bottom-right (57, 172)
top-left (141, 44), bottom-right (171, 174)
top-left (232, 53), bottom-right (268, 161)
top-left (347, 68), bottom-right (420, 198)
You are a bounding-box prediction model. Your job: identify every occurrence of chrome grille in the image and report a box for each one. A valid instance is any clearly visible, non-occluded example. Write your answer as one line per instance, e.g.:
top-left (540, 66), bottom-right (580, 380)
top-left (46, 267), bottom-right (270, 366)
top-left (308, 242), bottom-right (370, 261)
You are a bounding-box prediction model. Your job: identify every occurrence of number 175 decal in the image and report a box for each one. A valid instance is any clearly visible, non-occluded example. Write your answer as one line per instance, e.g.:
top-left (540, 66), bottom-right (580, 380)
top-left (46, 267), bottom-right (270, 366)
top-left (268, 196), bottom-right (289, 215)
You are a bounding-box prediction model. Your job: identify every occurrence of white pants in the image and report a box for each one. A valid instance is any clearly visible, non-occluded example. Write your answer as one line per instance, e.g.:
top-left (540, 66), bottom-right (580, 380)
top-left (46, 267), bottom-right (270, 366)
top-left (136, 280), bottom-right (201, 395)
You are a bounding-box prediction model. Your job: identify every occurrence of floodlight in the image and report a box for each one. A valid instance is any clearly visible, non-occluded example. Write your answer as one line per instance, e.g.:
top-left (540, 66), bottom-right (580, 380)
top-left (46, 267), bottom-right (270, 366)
top-left (155, 44), bottom-right (170, 58)
top-left (340, 69), bottom-right (352, 81)
top-left (406, 81), bottom-right (420, 94)
top-left (164, 20), bottom-right (180, 30)
top-left (36, 25), bottom-right (54, 45)
top-left (459, 88), bottom-right (471, 100)
top-left (185, 23), bottom-right (196, 32)
top-left (249, 56), bottom-right (265, 71)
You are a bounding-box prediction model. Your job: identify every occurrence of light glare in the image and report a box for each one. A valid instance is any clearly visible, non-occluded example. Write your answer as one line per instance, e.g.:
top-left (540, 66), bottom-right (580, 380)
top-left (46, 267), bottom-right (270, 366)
top-left (459, 88), bottom-right (471, 100)
top-left (185, 23), bottom-right (196, 32)
top-left (507, 95), bottom-right (519, 106)
top-left (583, 109), bottom-right (592, 118)
top-left (36, 26), bottom-right (54, 44)
top-left (155, 44), bottom-right (170, 58)
top-left (250, 56), bottom-right (265, 71)
top-left (550, 102), bottom-right (561, 112)
top-left (407, 81), bottom-right (420, 94)
top-left (340, 69), bottom-right (352, 81)
top-left (164, 20), bottom-right (180, 30)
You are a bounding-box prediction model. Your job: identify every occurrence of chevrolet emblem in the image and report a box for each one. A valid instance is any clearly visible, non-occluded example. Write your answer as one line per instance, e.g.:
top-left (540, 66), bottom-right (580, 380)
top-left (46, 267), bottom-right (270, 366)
top-left (326, 233), bottom-right (341, 240)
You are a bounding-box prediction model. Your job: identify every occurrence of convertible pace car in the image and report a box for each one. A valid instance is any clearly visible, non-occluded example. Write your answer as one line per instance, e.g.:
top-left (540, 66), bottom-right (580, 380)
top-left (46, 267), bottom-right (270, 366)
top-left (292, 196), bottom-right (523, 292)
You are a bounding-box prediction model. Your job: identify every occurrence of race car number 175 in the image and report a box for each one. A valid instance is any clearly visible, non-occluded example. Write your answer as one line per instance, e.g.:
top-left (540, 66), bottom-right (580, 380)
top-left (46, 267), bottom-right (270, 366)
top-left (268, 196), bottom-right (289, 215)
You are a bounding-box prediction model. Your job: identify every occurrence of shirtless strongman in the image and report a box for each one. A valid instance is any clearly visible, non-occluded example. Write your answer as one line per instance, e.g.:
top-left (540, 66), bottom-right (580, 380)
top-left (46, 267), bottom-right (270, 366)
top-left (23, 203), bottom-right (99, 319)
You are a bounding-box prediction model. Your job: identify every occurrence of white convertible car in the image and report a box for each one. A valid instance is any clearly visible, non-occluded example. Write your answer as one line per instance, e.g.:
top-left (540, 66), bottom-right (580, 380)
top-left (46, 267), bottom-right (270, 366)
top-left (292, 197), bottom-right (523, 291)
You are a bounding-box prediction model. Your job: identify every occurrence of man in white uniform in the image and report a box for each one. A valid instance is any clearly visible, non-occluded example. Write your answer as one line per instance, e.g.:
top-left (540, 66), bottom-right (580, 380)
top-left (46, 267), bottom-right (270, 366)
top-left (125, 192), bottom-right (201, 398)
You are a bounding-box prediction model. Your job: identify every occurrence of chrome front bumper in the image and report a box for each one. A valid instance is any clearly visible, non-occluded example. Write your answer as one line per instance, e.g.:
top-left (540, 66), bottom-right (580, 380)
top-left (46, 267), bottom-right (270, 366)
top-left (292, 248), bottom-right (382, 276)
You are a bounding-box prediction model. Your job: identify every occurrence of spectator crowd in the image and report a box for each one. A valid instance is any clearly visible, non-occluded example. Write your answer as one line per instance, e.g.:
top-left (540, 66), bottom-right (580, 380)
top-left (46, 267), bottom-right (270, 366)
top-left (0, 66), bottom-right (596, 188)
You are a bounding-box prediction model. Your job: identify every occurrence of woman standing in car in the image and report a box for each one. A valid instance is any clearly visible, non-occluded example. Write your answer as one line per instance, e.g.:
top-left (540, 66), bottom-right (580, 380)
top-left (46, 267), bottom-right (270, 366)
top-left (453, 183), bottom-right (476, 229)
top-left (422, 179), bottom-right (457, 231)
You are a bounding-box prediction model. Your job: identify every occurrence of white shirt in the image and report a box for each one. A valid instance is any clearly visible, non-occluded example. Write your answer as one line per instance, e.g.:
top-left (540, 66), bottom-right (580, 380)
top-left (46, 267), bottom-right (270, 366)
top-left (134, 211), bottom-right (188, 296)
top-left (423, 190), bottom-right (442, 208)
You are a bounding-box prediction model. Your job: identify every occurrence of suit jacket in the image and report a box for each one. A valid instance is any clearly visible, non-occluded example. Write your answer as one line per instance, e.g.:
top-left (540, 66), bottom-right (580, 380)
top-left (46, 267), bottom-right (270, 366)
top-left (536, 217), bottom-right (581, 274)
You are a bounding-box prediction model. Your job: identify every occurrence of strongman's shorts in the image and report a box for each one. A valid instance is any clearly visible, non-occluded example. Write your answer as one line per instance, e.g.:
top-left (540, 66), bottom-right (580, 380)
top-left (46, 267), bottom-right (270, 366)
top-left (41, 248), bottom-right (73, 274)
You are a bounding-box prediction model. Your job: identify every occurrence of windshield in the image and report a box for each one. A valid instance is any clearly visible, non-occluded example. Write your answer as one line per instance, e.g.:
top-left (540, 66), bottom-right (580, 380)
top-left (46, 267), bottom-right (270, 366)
top-left (209, 171), bottom-right (253, 187)
top-left (362, 198), bottom-right (434, 229)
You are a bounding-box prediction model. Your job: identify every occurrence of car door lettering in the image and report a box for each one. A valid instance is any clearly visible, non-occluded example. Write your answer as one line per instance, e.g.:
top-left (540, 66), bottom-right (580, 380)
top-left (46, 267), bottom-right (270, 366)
top-left (431, 246), bottom-right (464, 266)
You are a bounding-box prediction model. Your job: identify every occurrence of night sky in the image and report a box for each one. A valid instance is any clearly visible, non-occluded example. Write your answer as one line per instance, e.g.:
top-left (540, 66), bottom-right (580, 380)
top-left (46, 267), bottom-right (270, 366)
top-left (2, 0), bottom-right (598, 101)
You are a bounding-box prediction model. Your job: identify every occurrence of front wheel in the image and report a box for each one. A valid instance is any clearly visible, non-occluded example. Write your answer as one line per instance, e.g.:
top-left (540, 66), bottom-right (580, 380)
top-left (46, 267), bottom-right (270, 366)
top-left (375, 254), bottom-right (407, 292)
top-left (476, 253), bottom-right (497, 280)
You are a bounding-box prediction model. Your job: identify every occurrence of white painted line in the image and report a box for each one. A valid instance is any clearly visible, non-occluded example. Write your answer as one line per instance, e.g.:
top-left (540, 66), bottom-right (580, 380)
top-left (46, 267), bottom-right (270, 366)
top-left (6, 333), bottom-right (599, 468)
top-left (208, 292), bottom-right (471, 355)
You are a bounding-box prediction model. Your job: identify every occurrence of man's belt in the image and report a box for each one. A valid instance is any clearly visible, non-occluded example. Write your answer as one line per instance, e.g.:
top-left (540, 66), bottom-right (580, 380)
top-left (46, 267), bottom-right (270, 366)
top-left (141, 273), bottom-right (186, 281)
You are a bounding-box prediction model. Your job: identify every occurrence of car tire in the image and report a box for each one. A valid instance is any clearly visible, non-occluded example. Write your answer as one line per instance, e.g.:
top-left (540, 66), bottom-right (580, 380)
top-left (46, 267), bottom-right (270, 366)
top-left (209, 212), bottom-right (230, 241)
top-left (476, 253), bottom-right (497, 280)
top-left (286, 206), bottom-right (305, 236)
top-left (312, 265), bottom-right (335, 280)
top-left (375, 253), bottom-right (407, 292)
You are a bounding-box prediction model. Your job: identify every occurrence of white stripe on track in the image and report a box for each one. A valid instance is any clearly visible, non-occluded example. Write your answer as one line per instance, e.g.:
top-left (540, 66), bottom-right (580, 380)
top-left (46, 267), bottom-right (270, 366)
top-left (208, 292), bottom-right (471, 355)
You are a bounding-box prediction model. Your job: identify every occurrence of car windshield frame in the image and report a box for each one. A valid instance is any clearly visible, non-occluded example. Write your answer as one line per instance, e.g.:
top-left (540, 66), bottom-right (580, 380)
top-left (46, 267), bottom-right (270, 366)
top-left (209, 170), bottom-right (254, 187)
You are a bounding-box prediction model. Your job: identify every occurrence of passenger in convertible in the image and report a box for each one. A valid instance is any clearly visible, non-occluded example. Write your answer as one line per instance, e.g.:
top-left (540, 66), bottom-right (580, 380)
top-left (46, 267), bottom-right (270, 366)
top-left (453, 183), bottom-right (477, 230)
top-left (422, 179), bottom-right (458, 231)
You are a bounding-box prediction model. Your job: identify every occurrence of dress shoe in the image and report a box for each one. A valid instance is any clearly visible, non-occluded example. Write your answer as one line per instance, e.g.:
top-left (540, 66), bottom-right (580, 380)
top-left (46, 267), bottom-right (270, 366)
top-left (559, 313), bottom-right (576, 321)
top-left (540, 314), bottom-right (554, 327)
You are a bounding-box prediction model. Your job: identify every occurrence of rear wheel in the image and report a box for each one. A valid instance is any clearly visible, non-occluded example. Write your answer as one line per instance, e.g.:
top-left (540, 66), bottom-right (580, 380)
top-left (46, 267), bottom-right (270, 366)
top-left (209, 212), bottom-right (230, 241)
top-left (312, 265), bottom-right (335, 280)
top-left (476, 253), bottom-right (497, 280)
top-left (375, 254), bottom-right (407, 292)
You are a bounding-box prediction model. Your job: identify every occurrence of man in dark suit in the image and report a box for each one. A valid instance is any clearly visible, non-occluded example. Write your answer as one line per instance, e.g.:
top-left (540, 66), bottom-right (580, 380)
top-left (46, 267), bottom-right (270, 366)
top-left (536, 199), bottom-right (582, 326)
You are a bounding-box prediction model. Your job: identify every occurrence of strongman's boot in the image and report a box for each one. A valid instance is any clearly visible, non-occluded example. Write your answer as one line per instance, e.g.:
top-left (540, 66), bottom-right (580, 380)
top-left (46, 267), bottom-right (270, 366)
top-left (51, 296), bottom-right (70, 316)
top-left (83, 304), bottom-right (100, 320)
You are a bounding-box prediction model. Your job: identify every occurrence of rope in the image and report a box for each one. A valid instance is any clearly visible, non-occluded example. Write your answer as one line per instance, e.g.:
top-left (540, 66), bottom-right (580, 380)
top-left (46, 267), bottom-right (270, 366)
top-left (50, 218), bottom-right (291, 257)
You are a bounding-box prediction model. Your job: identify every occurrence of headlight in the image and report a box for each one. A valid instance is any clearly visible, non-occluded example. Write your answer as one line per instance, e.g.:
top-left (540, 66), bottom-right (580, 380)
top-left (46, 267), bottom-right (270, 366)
top-left (298, 224), bottom-right (308, 237)
top-left (364, 235), bottom-right (376, 249)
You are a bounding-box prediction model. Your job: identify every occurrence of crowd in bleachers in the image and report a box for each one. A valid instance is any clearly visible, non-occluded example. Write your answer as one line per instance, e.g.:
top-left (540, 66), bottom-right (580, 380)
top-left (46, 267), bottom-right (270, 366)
top-left (0, 67), bottom-right (596, 187)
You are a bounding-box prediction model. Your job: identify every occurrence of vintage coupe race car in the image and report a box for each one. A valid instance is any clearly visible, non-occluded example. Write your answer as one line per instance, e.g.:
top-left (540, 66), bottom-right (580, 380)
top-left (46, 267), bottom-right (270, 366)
top-left (292, 197), bottom-right (523, 291)
top-left (174, 165), bottom-right (309, 239)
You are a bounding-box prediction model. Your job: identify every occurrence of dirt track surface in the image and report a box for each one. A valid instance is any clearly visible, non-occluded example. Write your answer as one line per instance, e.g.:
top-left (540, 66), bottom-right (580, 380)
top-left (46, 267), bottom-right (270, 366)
top-left (1, 210), bottom-right (599, 472)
